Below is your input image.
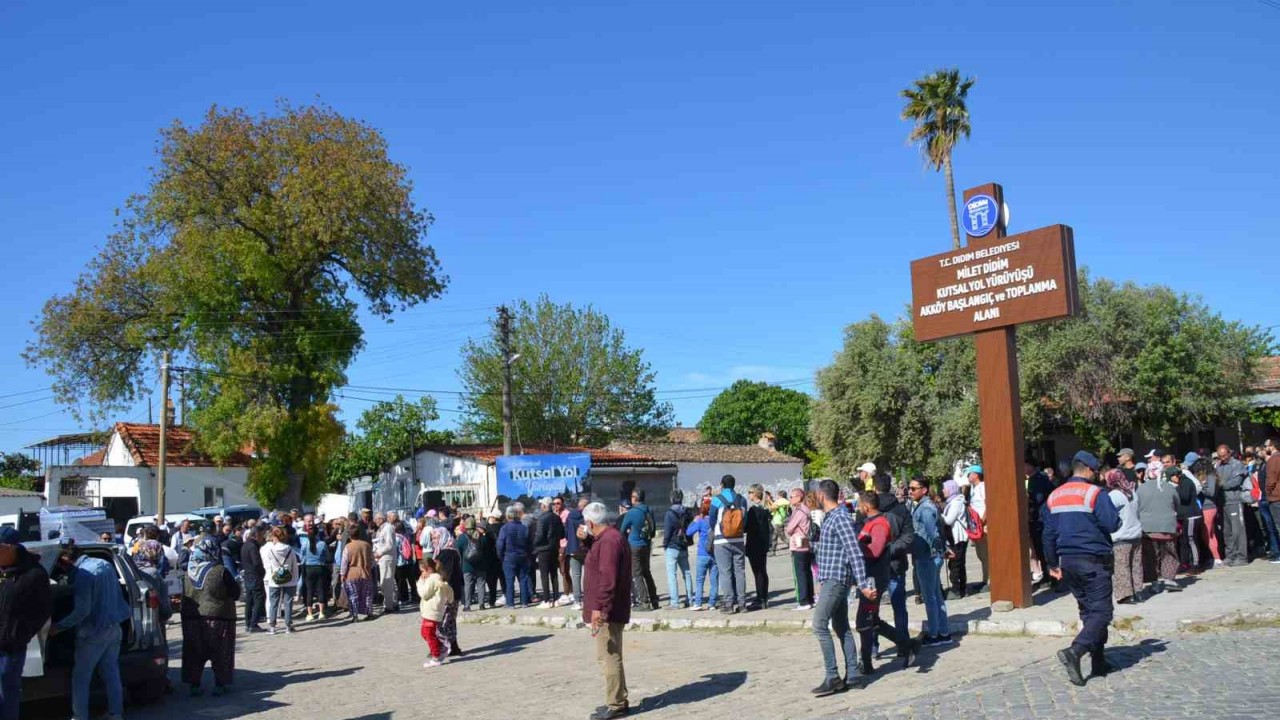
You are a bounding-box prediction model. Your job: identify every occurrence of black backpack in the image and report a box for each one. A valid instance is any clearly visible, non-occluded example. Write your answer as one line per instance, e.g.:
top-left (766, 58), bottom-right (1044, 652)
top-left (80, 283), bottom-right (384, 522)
top-left (671, 508), bottom-right (692, 548)
top-left (463, 532), bottom-right (482, 564)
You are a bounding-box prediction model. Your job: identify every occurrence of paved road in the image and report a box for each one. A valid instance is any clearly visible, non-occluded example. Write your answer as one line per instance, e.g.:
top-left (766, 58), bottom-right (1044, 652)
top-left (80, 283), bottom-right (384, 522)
top-left (23, 608), bottom-right (1280, 720)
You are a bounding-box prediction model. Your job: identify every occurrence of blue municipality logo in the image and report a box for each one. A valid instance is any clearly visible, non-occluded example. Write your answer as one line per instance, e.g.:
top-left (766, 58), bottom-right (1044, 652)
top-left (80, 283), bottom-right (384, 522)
top-left (962, 194), bottom-right (999, 237)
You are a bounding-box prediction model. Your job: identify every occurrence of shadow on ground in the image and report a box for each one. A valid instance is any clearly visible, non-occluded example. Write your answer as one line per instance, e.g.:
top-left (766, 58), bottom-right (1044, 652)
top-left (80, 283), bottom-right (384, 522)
top-left (634, 671), bottom-right (748, 714)
top-left (452, 633), bottom-right (553, 662)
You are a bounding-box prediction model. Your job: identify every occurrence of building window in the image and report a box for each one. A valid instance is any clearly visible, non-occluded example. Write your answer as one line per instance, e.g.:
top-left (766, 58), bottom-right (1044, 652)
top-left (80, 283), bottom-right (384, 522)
top-left (204, 487), bottom-right (224, 507)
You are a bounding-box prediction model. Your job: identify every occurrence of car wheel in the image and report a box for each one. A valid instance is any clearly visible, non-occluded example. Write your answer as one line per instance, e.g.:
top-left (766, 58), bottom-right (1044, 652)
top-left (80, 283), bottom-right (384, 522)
top-left (129, 681), bottom-right (165, 705)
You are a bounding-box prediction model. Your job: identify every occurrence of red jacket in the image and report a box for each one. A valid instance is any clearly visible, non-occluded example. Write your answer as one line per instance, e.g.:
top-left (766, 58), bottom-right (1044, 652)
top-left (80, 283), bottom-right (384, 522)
top-left (582, 525), bottom-right (632, 626)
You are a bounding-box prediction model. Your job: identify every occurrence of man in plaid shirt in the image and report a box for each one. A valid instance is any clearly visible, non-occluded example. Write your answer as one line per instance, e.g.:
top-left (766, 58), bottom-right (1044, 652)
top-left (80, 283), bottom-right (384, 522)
top-left (811, 479), bottom-right (878, 696)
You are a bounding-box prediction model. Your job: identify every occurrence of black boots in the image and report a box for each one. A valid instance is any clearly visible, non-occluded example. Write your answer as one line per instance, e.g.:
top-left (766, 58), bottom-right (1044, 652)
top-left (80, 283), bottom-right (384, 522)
top-left (1057, 647), bottom-right (1086, 686)
top-left (1091, 649), bottom-right (1115, 677)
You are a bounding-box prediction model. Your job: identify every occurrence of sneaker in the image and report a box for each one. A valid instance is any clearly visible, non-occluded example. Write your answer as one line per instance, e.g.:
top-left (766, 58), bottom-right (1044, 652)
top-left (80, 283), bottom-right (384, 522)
top-left (795, 604), bottom-right (813, 611)
top-left (691, 604), bottom-right (705, 611)
top-left (423, 658), bottom-right (442, 668)
top-left (573, 603), bottom-right (584, 611)
top-left (495, 597), bottom-right (506, 607)
top-left (921, 634), bottom-right (940, 647)
top-left (537, 601), bottom-right (554, 609)
top-left (1269, 556), bottom-right (1280, 564)
top-left (557, 595), bottom-right (574, 607)
top-left (284, 626), bottom-right (294, 634)
top-left (267, 626), bottom-right (277, 635)
top-left (934, 633), bottom-right (955, 645)
top-left (1031, 571), bottom-right (1044, 584)
top-left (1214, 559), bottom-right (1224, 567)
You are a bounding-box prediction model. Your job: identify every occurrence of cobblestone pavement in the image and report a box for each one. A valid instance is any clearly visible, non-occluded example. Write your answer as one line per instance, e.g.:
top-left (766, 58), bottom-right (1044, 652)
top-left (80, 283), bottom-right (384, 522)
top-left (837, 628), bottom-right (1280, 720)
top-left (23, 609), bottom-right (1280, 719)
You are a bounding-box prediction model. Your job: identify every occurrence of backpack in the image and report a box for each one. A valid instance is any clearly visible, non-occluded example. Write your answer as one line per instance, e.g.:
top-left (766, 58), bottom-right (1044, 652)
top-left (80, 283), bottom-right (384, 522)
top-left (397, 534), bottom-right (413, 565)
top-left (719, 496), bottom-right (746, 539)
top-left (672, 508), bottom-right (692, 548)
top-left (963, 504), bottom-right (985, 541)
top-left (271, 548), bottom-right (294, 585)
top-left (642, 509), bottom-right (657, 541)
top-left (463, 532), bottom-right (482, 564)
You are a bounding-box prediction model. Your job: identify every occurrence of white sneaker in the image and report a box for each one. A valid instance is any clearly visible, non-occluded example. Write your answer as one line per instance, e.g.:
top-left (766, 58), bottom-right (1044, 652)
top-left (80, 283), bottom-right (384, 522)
top-left (495, 597), bottom-right (506, 607)
top-left (1031, 572), bottom-right (1044, 584)
top-left (795, 604), bottom-right (813, 611)
top-left (267, 626), bottom-right (277, 635)
top-left (537, 601), bottom-right (554, 609)
top-left (423, 658), bottom-right (442, 668)
top-left (572, 603), bottom-right (584, 611)
top-left (1214, 559), bottom-right (1225, 567)
top-left (691, 604), bottom-right (705, 612)
top-left (557, 595), bottom-right (574, 607)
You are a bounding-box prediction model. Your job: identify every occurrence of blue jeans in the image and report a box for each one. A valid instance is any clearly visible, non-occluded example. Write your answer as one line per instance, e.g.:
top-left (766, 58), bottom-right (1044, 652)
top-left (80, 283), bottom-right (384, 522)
top-left (664, 547), bottom-right (693, 608)
top-left (885, 573), bottom-right (909, 652)
top-left (693, 554), bottom-right (719, 607)
top-left (916, 555), bottom-right (950, 636)
top-left (812, 581), bottom-right (858, 681)
top-left (0, 650), bottom-right (24, 720)
top-left (503, 557), bottom-right (532, 607)
top-left (72, 624), bottom-right (123, 720)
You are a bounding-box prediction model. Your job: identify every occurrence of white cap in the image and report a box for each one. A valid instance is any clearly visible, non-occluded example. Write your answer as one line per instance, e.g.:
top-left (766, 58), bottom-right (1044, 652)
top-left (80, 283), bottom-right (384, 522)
top-left (857, 462), bottom-right (877, 474)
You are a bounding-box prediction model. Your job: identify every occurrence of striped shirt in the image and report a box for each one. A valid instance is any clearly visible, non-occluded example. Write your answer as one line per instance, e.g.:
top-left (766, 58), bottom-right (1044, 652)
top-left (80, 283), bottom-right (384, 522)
top-left (814, 504), bottom-right (874, 591)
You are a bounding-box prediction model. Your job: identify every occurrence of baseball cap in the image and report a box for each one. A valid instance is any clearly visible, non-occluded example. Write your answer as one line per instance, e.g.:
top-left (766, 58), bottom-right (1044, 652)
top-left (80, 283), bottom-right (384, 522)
top-left (857, 462), bottom-right (877, 474)
top-left (1117, 448), bottom-right (1135, 459)
top-left (1183, 451), bottom-right (1201, 467)
top-left (1144, 448), bottom-right (1162, 459)
top-left (1135, 461), bottom-right (1147, 471)
top-left (0, 526), bottom-right (22, 546)
top-left (1073, 450), bottom-right (1100, 471)
top-left (965, 465), bottom-right (984, 477)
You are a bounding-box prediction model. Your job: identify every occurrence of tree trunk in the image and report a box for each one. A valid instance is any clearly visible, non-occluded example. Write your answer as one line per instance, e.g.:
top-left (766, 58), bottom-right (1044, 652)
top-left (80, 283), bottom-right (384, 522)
top-left (944, 154), bottom-right (961, 249)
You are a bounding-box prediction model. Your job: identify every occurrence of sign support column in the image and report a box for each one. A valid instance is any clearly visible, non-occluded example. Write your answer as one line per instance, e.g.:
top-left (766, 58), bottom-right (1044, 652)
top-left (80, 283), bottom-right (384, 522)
top-left (965, 183), bottom-right (1033, 608)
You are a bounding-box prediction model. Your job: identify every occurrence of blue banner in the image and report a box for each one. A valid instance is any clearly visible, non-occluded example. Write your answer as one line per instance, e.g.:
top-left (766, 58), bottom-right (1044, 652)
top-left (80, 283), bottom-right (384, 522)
top-left (495, 453), bottom-right (591, 500)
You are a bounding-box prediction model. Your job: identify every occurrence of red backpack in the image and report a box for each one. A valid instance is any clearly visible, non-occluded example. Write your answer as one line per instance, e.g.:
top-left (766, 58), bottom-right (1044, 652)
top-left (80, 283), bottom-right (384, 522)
top-left (963, 504), bottom-right (985, 541)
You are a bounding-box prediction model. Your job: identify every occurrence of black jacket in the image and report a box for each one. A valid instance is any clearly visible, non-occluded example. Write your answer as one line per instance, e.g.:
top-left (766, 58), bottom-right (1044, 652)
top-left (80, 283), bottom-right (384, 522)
top-left (533, 510), bottom-right (566, 555)
top-left (0, 546), bottom-right (52, 653)
top-left (879, 493), bottom-right (916, 578)
top-left (221, 535), bottom-right (244, 572)
top-left (745, 505), bottom-right (773, 556)
top-left (241, 538), bottom-right (265, 577)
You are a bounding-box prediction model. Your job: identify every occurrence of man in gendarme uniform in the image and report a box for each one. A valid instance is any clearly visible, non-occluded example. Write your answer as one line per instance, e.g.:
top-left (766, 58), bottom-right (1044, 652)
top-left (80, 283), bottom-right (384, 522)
top-left (1042, 450), bottom-right (1121, 687)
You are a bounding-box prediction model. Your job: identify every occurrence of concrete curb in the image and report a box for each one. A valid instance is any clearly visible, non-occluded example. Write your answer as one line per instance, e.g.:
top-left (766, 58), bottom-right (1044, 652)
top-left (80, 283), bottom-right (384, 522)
top-left (458, 610), bottom-right (1274, 638)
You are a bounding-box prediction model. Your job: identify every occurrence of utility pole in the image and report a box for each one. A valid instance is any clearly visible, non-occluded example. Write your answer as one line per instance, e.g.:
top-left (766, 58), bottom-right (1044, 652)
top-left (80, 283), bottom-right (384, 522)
top-left (178, 370), bottom-right (186, 426)
top-left (498, 305), bottom-right (513, 457)
top-left (157, 350), bottom-right (171, 524)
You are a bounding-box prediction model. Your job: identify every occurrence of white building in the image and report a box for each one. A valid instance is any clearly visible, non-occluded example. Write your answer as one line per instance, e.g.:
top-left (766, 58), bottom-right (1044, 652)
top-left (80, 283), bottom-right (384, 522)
top-left (0, 487), bottom-right (45, 517)
top-left (41, 422), bottom-right (253, 526)
top-left (608, 434), bottom-right (805, 503)
top-left (347, 444), bottom-right (678, 518)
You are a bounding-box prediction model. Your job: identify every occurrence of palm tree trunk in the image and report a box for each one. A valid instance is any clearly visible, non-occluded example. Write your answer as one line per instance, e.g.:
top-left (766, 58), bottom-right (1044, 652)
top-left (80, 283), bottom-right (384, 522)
top-left (944, 154), bottom-right (961, 249)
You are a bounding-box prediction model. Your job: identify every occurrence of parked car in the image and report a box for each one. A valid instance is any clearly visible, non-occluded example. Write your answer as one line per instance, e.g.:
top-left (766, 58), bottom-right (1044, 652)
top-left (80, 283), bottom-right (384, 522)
top-left (124, 512), bottom-right (205, 541)
top-left (187, 504), bottom-right (263, 527)
top-left (21, 540), bottom-right (170, 706)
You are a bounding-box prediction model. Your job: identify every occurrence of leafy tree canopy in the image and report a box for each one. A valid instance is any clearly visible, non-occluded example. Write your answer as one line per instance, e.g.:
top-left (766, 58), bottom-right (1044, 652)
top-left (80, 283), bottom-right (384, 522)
top-left (813, 272), bottom-right (1271, 480)
top-left (698, 380), bottom-right (813, 457)
top-left (0, 452), bottom-right (41, 491)
top-left (459, 295), bottom-right (672, 447)
top-left (24, 102), bottom-right (447, 507)
top-left (326, 395), bottom-right (453, 491)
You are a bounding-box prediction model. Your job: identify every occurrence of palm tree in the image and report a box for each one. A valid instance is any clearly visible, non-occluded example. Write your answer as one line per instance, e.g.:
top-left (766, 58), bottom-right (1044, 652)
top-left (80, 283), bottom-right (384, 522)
top-left (901, 69), bottom-right (976, 249)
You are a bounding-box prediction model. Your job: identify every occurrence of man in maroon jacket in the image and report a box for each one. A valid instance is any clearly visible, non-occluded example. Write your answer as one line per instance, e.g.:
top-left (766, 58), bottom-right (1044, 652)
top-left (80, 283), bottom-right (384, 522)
top-left (579, 501), bottom-right (633, 719)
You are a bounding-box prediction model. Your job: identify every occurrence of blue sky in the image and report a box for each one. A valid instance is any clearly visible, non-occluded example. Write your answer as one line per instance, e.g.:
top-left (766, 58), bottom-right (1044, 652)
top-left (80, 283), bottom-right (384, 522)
top-left (1, 1), bottom-right (1276, 451)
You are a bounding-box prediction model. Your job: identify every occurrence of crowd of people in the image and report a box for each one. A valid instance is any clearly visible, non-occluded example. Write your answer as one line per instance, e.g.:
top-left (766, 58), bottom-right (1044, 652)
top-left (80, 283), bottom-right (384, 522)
top-left (4, 437), bottom-right (1278, 720)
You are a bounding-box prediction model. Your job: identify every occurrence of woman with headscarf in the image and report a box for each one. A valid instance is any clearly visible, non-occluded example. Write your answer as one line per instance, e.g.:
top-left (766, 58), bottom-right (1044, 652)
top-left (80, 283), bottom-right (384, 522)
top-left (432, 525), bottom-right (465, 657)
top-left (940, 480), bottom-right (969, 600)
top-left (1105, 469), bottom-right (1144, 604)
top-left (181, 535), bottom-right (241, 697)
top-left (1136, 458), bottom-right (1180, 592)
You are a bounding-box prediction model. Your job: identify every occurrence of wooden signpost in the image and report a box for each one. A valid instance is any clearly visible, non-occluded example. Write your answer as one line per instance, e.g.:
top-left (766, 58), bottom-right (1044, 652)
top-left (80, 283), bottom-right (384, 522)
top-left (909, 183), bottom-right (1080, 609)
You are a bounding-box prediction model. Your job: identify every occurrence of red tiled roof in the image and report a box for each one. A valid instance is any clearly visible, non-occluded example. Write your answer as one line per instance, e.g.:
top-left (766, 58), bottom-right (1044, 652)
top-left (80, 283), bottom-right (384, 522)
top-left (608, 440), bottom-right (802, 464)
top-left (115, 422), bottom-right (253, 468)
top-left (417, 444), bottom-right (674, 468)
top-left (1255, 357), bottom-right (1280, 392)
top-left (74, 448), bottom-right (106, 466)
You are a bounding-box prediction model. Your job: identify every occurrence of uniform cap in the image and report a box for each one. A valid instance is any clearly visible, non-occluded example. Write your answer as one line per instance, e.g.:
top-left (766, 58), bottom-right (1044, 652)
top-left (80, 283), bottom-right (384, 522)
top-left (1072, 450), bottom-right (1100, 471)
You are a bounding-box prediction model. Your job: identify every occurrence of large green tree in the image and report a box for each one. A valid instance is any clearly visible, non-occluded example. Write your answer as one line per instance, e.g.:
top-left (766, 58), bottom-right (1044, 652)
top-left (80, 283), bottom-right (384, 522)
top-left (698, 380), bottom-right (813, 457)
top-left (901, 68), bottom-right (976, 249)
top-left (459, 296), bottom-right (673, 447)
top-left (25, 103), bottom-right (447, 507)
top-left (812, 273), bottom-right (1271, 479)
top-left (0, 452), bottom-right (41, 491)
top-left (326, 395), bottom-right (453, 490)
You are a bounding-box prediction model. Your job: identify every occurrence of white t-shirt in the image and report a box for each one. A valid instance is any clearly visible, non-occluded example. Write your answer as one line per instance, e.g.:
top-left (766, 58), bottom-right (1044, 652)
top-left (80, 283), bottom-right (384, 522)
top-left (971, 482), bottom-right (987, 523)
